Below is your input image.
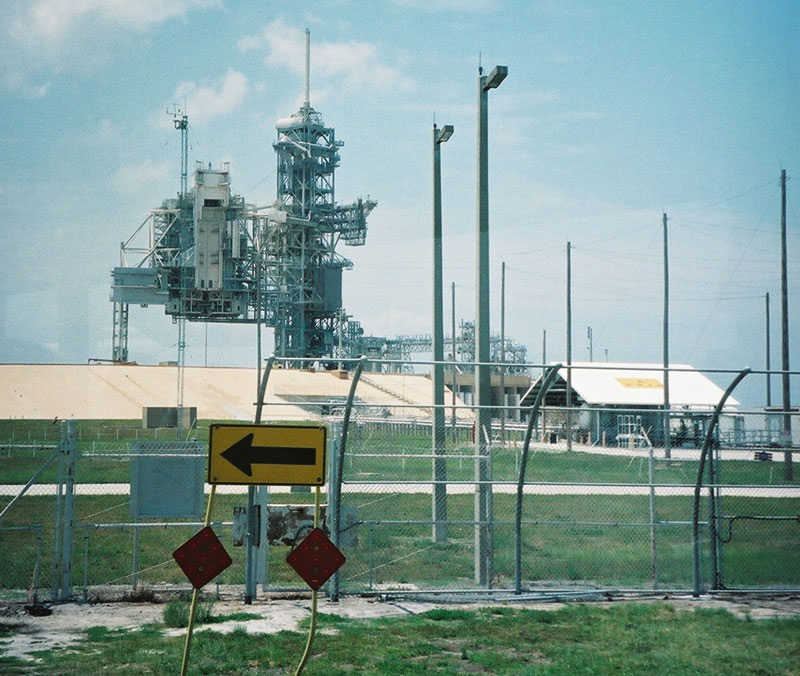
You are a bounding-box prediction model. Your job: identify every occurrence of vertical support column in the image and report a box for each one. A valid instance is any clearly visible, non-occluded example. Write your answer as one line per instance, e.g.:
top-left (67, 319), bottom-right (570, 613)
top-left (500, 261), bottom-right (506, 448)
top-left (52, 438), bottom-right (64, 601)
top-left (244, 486), bottom-right (256, 604)
top-left (663, 213), bottom-right (672, 461)
top-left (112, 302), bottom-right (129, 362)
top-left (432, 123), bottom-right (450, 544)
top-left (451, 282), bottom-right (458, 439)
top-left (327, 431), bottom-right (341, 600)
top-left (58, 420), bottom-right (76, 601)
top-left (132, 527), bottom-right (140, 591)
top-left (475, 69), bottom-right (493, 586)
top-left (255, 486), bottom-right (269, 592)
top-left (246, 355), bottom-right (275, 602)
top-left (779, 169), bottom-right (793, 480)
top-left (566, 242), bottom-right (572, 452)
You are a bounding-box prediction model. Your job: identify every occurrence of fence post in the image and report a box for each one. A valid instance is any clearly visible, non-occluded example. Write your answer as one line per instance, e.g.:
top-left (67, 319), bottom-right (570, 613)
top-left (692, 369), bottom-right (750, 597)
top-left (132, 527), bottom-right (140, 591)
top-left (58, 420), bottom-right (77, 601)
top-left (515, 364), bottom-right (562, 594)
top-left (51, 437), bottom-right (64, 601)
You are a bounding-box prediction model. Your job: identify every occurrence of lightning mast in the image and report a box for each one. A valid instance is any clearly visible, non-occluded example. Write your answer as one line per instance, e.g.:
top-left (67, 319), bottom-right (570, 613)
top-left (172, 107), bottom-right (189, 421)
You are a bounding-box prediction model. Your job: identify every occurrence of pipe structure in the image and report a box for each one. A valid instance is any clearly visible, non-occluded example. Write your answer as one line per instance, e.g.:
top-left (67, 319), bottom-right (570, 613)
top-left (691, 368), bottom-right (751, 598)
top-left (514, 364), bottom-right (562, 594)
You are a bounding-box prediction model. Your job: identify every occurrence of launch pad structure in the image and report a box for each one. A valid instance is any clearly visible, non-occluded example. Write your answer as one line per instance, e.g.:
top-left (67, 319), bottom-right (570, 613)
top-left (110, 30), bottom-right (528, 375)
top-left (111, 30), bottom-right (375, 366)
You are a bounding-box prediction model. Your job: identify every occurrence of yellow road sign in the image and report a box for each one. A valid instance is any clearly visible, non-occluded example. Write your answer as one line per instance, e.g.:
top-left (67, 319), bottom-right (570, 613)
top-left (208, 424), bottom-right (326, 486)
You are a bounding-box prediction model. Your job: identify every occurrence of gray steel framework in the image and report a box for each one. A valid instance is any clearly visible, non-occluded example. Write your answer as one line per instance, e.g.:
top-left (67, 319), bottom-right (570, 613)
top-left (111, 75), bottom-right (375, 364)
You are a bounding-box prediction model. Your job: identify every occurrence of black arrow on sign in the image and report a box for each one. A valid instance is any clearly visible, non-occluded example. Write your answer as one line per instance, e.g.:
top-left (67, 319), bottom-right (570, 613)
top-left (220, 433), bottom-right (316, 477)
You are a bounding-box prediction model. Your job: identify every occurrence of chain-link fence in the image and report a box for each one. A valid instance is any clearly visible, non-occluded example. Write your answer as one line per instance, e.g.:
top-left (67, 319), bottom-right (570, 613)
top-left (1, 362), bottom-right (798, 602)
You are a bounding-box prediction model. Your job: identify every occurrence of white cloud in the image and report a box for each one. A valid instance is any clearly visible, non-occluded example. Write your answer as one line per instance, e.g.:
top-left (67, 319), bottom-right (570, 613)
top-left (81, 119), bottom-right (123, 147)
top-left (162, 70), bottom-right (249, 127)
top-left (3, 71), bottom-right (51, 99)
top-left (110, 159), bottom-right (170, 193)
top-left (240, 19), bottom-right (414, 98)
top-left (1, 0), bottom-right (219, 95)
top-left (7, 0), bottom-right (219, 47)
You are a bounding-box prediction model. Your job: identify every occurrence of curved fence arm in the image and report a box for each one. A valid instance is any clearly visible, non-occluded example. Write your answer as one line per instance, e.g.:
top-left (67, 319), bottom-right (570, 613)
top-left (330, 356), bottom-right (367, 601)
top-left (515, 364), bottom-right (563, 594)
top-left (254, 355), bottom-right (276, 424)
top-left (692, 368), bottom-right (751, 598)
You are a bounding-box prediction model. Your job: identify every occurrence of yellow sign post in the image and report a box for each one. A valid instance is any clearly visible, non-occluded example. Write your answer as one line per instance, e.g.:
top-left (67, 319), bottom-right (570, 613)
top-left (208, 424), bottom-right (326, 486)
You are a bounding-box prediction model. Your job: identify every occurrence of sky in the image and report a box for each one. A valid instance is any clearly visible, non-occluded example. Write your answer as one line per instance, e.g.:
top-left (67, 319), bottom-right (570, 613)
top-left (0, 0), bottom-right (798, 407)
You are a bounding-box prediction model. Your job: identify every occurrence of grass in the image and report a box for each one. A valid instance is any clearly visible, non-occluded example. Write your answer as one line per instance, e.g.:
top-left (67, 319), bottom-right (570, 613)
top-left (0, 602), bottom-right (798, 675)
top-left (2, 418), bottom-right (796, 485)
top-left (1, 419), bottom-right (797, 596)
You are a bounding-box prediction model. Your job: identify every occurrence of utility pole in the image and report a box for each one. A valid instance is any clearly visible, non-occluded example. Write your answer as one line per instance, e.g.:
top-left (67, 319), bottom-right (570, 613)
top-left (566, 242), bottom-right (572, 451)
top-left (587, 326), bottom-right (593, 362)
top-left (779, 170), bottom-right (793, 480)
top-left (766, 292), bottom-right (771, 408)
top-left (663, 213), bottom-right (671, 461)
top-left (432, 122), bottom-right (453, 543)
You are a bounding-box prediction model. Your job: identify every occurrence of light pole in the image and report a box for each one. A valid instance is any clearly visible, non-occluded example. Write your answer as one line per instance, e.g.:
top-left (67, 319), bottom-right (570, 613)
top-left (433, 122), bottom-right (453, 544)
top-left (475, 64), bottom-right (507, 586)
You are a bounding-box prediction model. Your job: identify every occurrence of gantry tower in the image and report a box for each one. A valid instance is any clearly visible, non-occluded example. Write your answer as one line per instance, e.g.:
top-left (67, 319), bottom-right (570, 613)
top-left (263, 29), bottom-right (376, 360)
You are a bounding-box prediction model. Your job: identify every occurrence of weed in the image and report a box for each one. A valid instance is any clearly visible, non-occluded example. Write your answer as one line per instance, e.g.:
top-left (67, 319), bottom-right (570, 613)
top-left (162, 599), bottom-right (216, 628)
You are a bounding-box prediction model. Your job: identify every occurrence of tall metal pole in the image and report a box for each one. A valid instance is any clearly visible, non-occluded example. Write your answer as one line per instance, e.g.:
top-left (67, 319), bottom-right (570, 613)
top-left (475, 64), bottom-right (506, 586)
top-left (173, 109), bottom-right (189, 433)
top-left (779, 169), bottom-right (793, 480)
top-left (566, 242), bottom-right (572, 451)
top-left (766, 292), bottom-right (771, 408)
top-left (542, 329), bottom-right (546, 374)
top-left (500, 261), bottom-right (506, 446)
top-left (432, 122), bottom-right (452, 543)
top-left (451, 282), bottom-right (457, 436)
top-left (542, 328), bottom-right (547, 440)
top-left (663, 213), bottom-right (672, 460)
top-left (587, 326), bottom-right (593, 362)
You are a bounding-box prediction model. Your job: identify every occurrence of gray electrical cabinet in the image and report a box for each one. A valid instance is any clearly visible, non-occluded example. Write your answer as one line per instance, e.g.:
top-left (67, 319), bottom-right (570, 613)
top-left (130, 442), bottom-right (205, 519)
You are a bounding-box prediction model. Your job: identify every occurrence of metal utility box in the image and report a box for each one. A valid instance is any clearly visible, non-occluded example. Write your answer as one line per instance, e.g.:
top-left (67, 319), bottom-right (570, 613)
top-left (130, 442), bottom-right (205, 519)
top-left (142, 406), bottom-right (197, 429)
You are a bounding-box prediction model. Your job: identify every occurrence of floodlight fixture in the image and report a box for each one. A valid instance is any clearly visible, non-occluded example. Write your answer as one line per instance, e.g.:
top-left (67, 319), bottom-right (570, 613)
top-left (435, 124), bottom-right (454, 144)
top-left (483, 65), bottom-right (508, 90)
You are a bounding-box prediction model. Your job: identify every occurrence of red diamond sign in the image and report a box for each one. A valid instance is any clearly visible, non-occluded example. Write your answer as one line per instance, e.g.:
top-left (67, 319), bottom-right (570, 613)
top-left (173, 526), bottom-right (233, 589)
top-left (286, 527), bottom-right (346, 591)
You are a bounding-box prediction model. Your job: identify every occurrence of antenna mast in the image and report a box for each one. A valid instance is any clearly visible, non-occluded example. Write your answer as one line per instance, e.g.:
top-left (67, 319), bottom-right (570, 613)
top-left (304, 28), bottom-right (311, 110)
